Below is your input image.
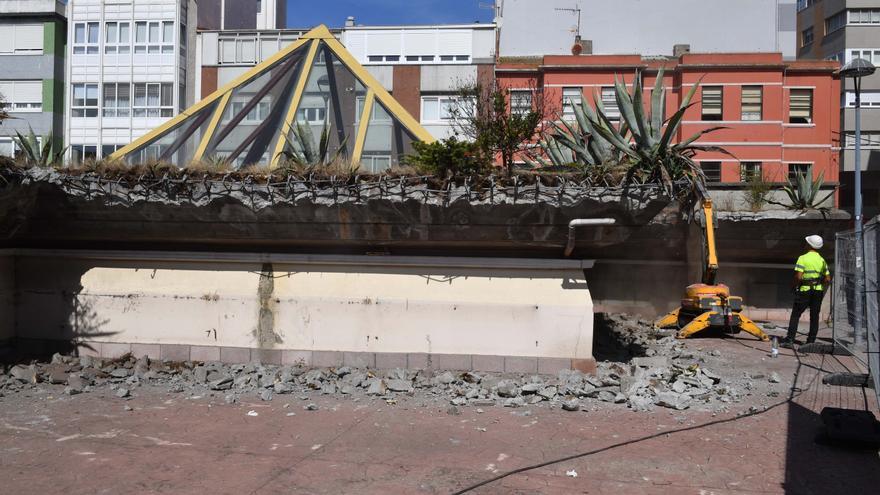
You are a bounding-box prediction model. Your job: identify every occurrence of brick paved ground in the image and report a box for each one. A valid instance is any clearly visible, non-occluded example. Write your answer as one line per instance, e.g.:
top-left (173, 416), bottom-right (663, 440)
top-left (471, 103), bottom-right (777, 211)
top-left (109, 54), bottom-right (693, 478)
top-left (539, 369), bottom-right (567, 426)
top-left (1, 328), bottom-right (878, 494)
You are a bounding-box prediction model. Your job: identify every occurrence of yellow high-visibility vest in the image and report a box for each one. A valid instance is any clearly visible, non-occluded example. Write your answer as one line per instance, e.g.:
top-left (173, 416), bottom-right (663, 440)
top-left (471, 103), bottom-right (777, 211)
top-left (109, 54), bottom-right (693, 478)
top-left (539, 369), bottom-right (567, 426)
top-left (794, 251), bottom-right (830, 291)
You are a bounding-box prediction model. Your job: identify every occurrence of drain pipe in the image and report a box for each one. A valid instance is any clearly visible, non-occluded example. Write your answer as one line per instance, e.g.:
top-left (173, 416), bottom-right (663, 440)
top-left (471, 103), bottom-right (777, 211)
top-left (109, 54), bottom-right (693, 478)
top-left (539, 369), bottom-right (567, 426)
top-left (564, 218), bottom-right (616, 257)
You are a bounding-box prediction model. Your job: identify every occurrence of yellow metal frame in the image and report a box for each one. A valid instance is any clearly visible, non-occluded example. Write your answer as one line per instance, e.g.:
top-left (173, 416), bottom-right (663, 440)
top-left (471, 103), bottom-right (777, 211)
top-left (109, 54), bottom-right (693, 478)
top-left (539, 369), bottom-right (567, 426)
top-left (109, 24), bottom-right (435, 168)
top-left (270, 39), bottom-right (320, 168)
top-left (351, 89), bottom-right (375, 165)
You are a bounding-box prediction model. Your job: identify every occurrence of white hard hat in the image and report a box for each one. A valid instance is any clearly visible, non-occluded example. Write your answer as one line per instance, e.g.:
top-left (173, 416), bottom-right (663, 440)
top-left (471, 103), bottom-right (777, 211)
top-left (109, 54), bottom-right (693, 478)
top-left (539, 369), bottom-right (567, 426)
top-left (806, 235), bottom-right (824, 250)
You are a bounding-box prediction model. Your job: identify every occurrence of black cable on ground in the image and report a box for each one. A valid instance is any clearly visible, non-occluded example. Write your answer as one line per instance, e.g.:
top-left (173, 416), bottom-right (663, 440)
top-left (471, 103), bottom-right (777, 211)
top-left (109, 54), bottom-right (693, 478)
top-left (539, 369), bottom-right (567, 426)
top-left (450, 343), bottom-right (820, 495)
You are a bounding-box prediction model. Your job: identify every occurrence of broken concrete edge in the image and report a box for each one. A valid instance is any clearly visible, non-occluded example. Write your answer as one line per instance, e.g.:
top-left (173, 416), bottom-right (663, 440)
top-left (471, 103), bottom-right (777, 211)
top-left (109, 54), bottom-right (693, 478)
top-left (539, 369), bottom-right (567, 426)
top-left (717, 209), bottom-right (851, 221)
top-left (5, 339), bottom-right (598, 376)
top-left (0, 165), bottom-right (674, 210)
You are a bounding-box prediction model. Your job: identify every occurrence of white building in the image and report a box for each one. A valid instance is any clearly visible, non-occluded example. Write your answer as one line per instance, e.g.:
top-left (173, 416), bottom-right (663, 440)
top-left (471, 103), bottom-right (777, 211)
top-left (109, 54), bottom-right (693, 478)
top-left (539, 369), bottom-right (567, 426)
top-left (196, 19), bottom-right (497, 142)
top-left (496, 0), bottom-right (798, 59)
top-left (65, 0), bottom-right (197, 161)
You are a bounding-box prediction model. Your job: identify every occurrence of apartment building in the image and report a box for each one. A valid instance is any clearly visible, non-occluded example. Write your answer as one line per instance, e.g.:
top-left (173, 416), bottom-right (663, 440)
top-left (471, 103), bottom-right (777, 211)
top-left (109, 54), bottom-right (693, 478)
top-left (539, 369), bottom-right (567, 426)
top-left (797, 0), bottom-right (880, 216)
top-left (496, 53), bottom-right (840, 207)
top-left (64, 0), bottom-right (197, 162)
top-left (196, 0), bottom-right (286, 30)
top-left (496, 0), bottom-right (798, 59)
top-left (0, 0), bottom-right (67, 157)
top-left (196, 19), bottom-right (496, 143)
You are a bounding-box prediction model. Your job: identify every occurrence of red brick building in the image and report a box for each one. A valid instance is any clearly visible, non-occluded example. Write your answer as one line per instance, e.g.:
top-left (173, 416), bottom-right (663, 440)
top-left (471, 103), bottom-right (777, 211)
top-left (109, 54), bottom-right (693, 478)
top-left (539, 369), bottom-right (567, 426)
top-left (498, 53), bottom-right (841, 201)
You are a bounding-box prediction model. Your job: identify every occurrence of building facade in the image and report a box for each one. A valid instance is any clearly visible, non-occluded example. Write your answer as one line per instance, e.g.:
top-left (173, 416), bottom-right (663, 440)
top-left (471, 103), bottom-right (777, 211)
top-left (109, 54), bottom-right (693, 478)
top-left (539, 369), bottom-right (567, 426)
top-left (0, 0), bottom-right (67, 157)
top-left (64, 0), bottom-right (197, 162)
top-left (496, 0), bottom-right (798, 59)
top-left (196, 0), bottom-right (286, 31)
top-left (496, 53), bottom-right (840, 208)
top-left (196, 20), bottom-right (496, 145)
top-left (797, 0), bottom-right (880, 216)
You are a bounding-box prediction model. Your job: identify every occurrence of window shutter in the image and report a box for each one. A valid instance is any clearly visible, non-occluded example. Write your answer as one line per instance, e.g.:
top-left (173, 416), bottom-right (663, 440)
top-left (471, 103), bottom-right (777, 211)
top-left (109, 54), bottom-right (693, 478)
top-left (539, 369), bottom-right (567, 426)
top-left (702, 87), bottom-right (722, 116)
top-left (0, 25), bottom-right (14, 53)
top-left (790, 89), bottom-right (812, 119)
top-left (601, 87), bottom-right (620, 119)
top-left (14, 81), bottom-right (42, 104)
top-left (14, 24), bottom-right (43, 52)
top-left (741, 86), bottom-right (762, 120)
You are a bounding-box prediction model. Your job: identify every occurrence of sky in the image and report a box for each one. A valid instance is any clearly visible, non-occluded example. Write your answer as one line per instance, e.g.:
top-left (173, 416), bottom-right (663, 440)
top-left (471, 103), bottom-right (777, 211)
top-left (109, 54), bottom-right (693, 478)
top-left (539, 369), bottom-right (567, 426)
top-left (286, 0), bottom-right (494, 28)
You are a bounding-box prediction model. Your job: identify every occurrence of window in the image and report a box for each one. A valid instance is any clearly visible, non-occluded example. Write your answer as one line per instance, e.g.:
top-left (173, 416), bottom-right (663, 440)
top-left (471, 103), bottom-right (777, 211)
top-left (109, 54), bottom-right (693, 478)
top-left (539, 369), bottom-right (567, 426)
top-left (405, 55), bottom-right (435, 62)
top-left (740, 162), bottom-right (762, 182)
top-left (0, 81), bottom-right (43, 112)
top-left (844, 131), bottom-right (880, 148)
top-left (73, 22), bottom-right (100, 54)
top-left (297, 106), bottom-right (326, 123)
top-left (848, 49), bottom-right (880, 64)
top-left (601, 87), bottom-right (620, 121)
top-left (421, 95), bottom-right (470, 122)
top-left (701, 86), bottom-right (722, 121)
top-left (439, 55), bottom-right (469, 62)
top-left (826, 52), bottom-right (845, 63)
top-left (561, 87), bottom-right (582, 120)
top-left (134, 21), bottom-right (174, 54)
top-left (788, 163), bottom-right (812, 182)
top-left (797, 0), bottom-right (816, 12)
top-left (849, 9), bottom-right (880, 25)
top-left (72, 83), bottom-right (99, 117)
top-left (0, 24), bottom-right (44, 54)
top-left (226, 99), bottom-right (271, 123)
top-left (103, 83), bottom-right (131, 117)
top-left (789, 89), bottom-right (813, 124)
top-left (104, 22), bottom-right (131, 54)
top-left (741, 86), bottom-right (762, 121)
top-left (132, 83), bottom-right (173, 118)
top-left (361, 155), bottom-right (392, 173)
top-left (844, 90), bottom-right (880, 107)
top-left (700, 162), bottom-right (722, 183)
top-left (0, 138), bottom-right (14, 157)
top-left (801, 26), bottom-right (814, 46)
top-left (509, 90), bottom-right (533, 116)
top-left (102, 144), bottom-right (123, 158)
top-left (71, 145), bottom-right (98, 163)
top-left (825, 11), bottom-right (847, 34)
top-left (367, 55), bottom-right (399, 62)
top-left (355, 97), bottom-right (392, 123)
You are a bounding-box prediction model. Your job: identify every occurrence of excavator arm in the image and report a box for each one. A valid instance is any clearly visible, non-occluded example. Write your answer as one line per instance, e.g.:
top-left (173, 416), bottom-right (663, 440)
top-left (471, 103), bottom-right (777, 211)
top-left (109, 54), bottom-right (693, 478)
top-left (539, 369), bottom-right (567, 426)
top-left (701, 198), bottom-right (719, 286)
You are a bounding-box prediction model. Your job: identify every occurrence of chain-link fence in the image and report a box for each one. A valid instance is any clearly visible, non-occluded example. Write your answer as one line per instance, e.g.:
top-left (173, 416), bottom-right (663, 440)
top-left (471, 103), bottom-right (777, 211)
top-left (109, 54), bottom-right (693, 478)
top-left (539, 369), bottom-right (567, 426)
top-left (832, 219), bottom-right (879, 398)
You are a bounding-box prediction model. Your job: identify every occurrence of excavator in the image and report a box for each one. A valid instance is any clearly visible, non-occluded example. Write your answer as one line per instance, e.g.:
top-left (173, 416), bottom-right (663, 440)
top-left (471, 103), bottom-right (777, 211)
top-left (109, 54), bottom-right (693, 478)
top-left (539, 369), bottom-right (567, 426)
top-left (655, 196), bottom-right (769, 341)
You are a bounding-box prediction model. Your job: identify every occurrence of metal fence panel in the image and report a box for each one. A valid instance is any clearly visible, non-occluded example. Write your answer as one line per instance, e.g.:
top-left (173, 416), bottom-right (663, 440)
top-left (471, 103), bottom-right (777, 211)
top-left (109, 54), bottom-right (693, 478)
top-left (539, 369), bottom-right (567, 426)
top-left (833, 220), bottom-right (879, 405)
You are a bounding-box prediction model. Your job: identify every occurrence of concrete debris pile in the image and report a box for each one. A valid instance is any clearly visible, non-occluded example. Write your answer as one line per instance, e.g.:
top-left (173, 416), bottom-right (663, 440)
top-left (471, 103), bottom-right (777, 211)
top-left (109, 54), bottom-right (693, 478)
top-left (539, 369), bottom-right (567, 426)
top-left (0, 337), bottom-right (778, 414)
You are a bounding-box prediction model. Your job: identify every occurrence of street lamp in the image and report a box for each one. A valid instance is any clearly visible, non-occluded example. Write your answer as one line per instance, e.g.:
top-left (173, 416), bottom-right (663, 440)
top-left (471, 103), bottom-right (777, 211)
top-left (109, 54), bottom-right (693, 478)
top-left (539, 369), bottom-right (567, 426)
top-left (839, 57), bottom-right (876, 347)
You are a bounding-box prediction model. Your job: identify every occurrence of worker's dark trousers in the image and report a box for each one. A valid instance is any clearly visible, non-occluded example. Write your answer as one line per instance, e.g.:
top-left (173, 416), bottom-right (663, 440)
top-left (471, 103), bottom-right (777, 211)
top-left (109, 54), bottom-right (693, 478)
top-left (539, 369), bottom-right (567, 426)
top-left (786, 289), bottom-right (824, 343)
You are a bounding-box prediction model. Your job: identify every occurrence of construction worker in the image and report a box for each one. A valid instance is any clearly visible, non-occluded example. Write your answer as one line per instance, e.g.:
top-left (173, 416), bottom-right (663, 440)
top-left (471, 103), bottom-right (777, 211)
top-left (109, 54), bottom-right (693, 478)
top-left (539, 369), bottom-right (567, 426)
top-left (781, 235), bottom-right (831, 347)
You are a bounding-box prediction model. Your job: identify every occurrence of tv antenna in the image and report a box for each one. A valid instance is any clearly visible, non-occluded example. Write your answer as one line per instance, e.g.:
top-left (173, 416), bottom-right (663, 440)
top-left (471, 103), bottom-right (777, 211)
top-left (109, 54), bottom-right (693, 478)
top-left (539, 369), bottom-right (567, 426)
top-left (555, 5), bottom-right (582, 37)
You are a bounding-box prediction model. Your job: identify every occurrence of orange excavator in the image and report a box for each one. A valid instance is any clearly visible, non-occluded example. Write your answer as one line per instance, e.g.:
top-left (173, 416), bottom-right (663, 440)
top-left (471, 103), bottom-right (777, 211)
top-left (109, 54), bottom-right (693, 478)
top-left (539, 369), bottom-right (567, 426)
top-left (655, 197), bottom-right (769, 341)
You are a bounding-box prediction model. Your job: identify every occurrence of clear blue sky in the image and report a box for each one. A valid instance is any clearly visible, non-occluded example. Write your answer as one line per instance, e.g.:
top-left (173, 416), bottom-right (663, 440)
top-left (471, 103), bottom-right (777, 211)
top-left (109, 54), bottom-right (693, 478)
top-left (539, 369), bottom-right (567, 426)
top-left (286, 0), bottom-right (494, 28)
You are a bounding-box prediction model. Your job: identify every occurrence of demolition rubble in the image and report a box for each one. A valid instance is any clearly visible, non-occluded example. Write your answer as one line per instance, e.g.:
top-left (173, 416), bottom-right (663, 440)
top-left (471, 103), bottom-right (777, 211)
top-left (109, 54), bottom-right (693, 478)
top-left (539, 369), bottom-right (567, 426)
top-left (0, 315), bottom-right (785, 413)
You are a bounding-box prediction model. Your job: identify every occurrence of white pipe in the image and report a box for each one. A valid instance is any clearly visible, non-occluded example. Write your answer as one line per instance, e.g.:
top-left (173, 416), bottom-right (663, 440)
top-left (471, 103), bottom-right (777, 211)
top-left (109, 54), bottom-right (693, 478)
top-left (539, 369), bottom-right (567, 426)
top-left (564, 218), bottom-right (616, 257)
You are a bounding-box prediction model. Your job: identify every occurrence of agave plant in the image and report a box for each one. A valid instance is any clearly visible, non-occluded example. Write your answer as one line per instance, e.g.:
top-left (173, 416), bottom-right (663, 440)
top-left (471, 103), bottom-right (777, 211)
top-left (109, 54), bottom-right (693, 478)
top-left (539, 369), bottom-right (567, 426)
top-left (540, 68), bottom-right (729, 195)
top-left (774, 171), bottom-right (834, 211)
top-left (276, 121), bottom-right (348, 172)
top-left (12, 129), bottom-right (66, 167)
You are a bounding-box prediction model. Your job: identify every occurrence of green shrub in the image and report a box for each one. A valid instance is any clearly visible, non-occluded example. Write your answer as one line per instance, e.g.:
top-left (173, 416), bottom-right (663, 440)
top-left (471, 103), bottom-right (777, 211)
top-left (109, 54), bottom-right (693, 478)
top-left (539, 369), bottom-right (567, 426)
top-left (404, 137), bottom-right (489, 177)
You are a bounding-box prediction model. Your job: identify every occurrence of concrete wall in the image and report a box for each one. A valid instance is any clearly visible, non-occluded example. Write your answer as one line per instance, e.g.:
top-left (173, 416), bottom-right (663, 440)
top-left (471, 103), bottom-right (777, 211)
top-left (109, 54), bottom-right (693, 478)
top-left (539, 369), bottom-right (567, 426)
top-left (0, 256), bottom-right (14, 345)
top-left (12, 253), bottom-right (595, 372)
top-left (498, 0), bottom-right (797, 58)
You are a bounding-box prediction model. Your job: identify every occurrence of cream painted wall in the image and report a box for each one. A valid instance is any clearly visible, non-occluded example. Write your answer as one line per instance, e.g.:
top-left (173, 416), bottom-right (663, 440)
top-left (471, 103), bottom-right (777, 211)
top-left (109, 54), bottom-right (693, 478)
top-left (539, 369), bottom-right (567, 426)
top-left (14, 255), bottom-right (594, 360)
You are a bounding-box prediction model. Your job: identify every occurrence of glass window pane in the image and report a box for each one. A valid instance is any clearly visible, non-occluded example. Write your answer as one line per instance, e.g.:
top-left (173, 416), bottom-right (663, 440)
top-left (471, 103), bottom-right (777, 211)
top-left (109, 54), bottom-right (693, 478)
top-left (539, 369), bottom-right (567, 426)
top-left (161, 84), bottom-right (173, 107)
top-left (136, 22), bottom-right (146, 43)
top-left (88, 23), bottom-right (99, 43)
top-left (119, 23), bottom-right (130, 43)
top-left (106, 23), bottom-right (117, 43)
top-left (149, 22), bottom-right (159, 43)
top-left (74, 24), bottom-right (85, 44)
top-left (163, 22), bottom-right (173, 43)
top-left (422, 99), bottom-right (439, 121)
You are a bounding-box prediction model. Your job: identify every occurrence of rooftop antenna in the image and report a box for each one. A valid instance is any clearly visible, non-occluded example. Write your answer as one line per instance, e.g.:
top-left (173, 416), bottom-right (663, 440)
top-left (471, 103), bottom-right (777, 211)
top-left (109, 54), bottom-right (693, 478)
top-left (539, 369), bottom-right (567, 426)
top-left (555, 5), bottom-right (582, 37)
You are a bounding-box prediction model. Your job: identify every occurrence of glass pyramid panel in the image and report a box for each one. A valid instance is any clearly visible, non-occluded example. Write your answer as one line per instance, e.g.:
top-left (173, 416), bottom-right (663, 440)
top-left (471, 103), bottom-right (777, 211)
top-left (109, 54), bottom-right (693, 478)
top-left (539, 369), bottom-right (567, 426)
top-left (123, 101), bottom-right (219, 166)
top-left (205, 45), bottom-right (307, 168)
top-left (360, 99), bottom-right (418, 173)
top-left (282, 42), bottom-right (366, 162)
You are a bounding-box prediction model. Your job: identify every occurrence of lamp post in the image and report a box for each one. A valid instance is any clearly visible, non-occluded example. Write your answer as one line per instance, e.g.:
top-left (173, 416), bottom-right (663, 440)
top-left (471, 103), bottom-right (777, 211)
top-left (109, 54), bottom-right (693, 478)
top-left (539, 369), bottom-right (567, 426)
top-left (839, 58), bottom-right (876, 347)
